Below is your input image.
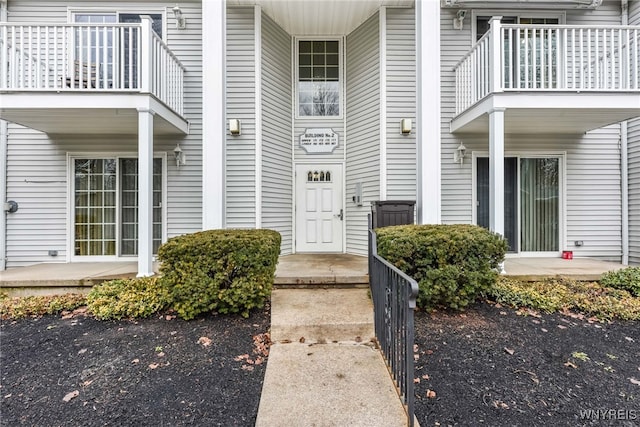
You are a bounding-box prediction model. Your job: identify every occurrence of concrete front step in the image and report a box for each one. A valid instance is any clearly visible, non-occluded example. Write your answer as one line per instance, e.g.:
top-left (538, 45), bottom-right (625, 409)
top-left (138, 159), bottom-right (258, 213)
top-left (270, 288), bottom-right (375, 343)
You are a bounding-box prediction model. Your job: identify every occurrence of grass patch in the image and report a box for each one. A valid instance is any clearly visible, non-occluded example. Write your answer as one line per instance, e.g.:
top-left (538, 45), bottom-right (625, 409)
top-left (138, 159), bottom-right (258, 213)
top-left (0, 293), bottom-right (86, 319)
top-left (486, 277), bottom-right (640, 321)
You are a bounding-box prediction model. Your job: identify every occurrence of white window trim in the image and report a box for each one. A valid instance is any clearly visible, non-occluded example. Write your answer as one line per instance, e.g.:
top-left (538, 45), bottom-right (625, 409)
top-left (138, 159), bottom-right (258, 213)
top-left (68, 7), bottom-right (168, 41)
top-left (471, 9), bottom-right (566, 44)
top-left (66, 152), bottom-right (167, 262)
top-left (293, 36), bottom-right (345, 120)
top-left (471, 150), bottom-right (566, 257)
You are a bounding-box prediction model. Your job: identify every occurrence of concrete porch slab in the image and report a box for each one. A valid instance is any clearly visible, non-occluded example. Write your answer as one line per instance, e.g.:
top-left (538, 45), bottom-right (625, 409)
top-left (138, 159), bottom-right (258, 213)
top-left (503, 257), bottom-right (625, 281)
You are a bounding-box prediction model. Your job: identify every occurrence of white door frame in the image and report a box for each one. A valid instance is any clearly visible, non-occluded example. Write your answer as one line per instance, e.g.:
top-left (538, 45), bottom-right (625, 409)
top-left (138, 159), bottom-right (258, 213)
top-left (471, 150), bottom-right (566, 257)
top-left (293, 161), bottom-right (345, 253)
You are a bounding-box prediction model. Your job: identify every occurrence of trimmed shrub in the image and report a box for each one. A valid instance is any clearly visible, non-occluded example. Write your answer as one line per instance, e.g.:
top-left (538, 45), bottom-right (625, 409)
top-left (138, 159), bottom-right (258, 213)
top-left (376, 224), bottom-right (507, 310)
top-left (87, 277), bottom-right (169, 320)
top-left (486, 276), bottom-right (640, 321)
top-left (600, 267), bottom-right (640, 297)
top-left (0, 293), bottom-right (86, 319)
top-left (158, 229), bottom-right (281, 319)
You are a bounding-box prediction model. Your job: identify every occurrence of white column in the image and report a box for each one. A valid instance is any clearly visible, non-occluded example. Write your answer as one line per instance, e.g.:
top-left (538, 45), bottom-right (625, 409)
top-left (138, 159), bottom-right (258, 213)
top-left (416, 0), bottom-right (441, 224)
top-left (254, 5), bottom-right (262, 228)
top-left (202, 0), bottom-right (226, 229)
top-left (489, 108), bottom-right (505, 237)
top-left (139, 16), bottom-right (153, 93)
top-left (137, 108), bottom-right (155, 277)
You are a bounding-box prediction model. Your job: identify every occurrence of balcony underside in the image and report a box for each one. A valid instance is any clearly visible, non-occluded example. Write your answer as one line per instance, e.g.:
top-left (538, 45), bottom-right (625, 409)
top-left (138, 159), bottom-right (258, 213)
top-left (0, 92), bottom-right (189, 136)
top-left (451, 92), bottom-right (640, 135)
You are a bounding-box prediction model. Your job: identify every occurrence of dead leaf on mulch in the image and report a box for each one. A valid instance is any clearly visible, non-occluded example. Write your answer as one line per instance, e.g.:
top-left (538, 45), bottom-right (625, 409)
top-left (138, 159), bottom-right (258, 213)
top-left (557, 325), bottom-right (567, 330)
top-left (62, 390), bottom-right (79, 402)
top-left (493, 400), bottom-right (509, 409)
top-left (132, 358), bottom-right (140, 364)
top-left (564, 361), bottom-right (578, 369)
top-left (426, 390), bottom-right (436, 399)
top-left (148, 363), bottom-right (160, 370)
top-left (197, 336), bottom-right (212, 347)
top-left (504, 347), bottom-right (515, 355)
top-left (629, 377), bottom-right (640, 386)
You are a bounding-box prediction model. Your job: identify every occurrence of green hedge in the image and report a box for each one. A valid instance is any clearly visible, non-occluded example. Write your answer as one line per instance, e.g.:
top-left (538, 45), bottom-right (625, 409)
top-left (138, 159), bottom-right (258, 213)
top-left (600, 267), bottom-right (640, 297)
top-left (158, 229), bottom-right (281, 319)
top-left (376, 224), bottom-right (507, 310)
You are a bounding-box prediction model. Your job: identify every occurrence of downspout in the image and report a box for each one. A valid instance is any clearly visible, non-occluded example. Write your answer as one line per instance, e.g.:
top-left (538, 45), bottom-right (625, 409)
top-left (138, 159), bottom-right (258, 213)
top-left (1, 0), bottom-right (8, 271)
top-left (621, 0), bottom-right (629, 265)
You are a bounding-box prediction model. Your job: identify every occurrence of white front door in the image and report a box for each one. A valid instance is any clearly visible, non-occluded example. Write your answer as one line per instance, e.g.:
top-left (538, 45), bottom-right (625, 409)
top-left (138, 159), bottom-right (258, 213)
top-left (295, 164), bottom-right (343, 252)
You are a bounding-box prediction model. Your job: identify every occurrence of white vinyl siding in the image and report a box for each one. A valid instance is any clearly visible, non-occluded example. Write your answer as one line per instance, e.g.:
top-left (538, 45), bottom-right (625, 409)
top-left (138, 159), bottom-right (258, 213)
top-left (226, 7), bottom-right (256, 228)
top-left (440, 7), bottom-right (474, 224)
top-left (386, 8), bottom-right (416, 201)
top-left (3, 1), bottom-right (202, 267)
top-left (629, 0), bottom-right (640, 265)
top-left (261, 12), bottom-right (293, 253)
top-left (345, 12), bottom-right (380, 255)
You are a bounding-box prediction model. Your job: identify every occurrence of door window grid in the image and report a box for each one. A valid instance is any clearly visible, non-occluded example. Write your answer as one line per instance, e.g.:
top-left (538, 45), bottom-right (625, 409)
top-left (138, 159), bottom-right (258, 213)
top-left (307, 170), bottom-right (332, 182)
top-left (74, 159), bottom-right (117, 256)
top-left (73, 157), bottom-right (162, 257)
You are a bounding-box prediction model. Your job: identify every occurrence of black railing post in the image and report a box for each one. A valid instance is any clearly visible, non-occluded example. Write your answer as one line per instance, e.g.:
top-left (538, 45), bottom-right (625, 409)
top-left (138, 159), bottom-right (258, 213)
top-left (368, 217), bottom-right (418, 427)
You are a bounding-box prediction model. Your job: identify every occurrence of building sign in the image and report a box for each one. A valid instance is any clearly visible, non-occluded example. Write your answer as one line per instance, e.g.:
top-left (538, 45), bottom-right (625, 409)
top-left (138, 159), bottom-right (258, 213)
top-left (299, 128), bottom-right (339, 153)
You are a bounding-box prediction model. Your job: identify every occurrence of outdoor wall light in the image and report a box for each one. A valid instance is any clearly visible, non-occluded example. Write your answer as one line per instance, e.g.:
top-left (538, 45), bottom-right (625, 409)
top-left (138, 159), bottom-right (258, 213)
top-left (229, 119), bottom-right (241, 135)
top-left (173, 4), bottom-right (186, 29)
top-left (454, 141), bottom-right (467, 164)
top-left (174, 144), bottom-right (186, 168)
top-left (453, 10), bottom-right (467, 30)
top-left (400, 118), bottom-right (412, 134)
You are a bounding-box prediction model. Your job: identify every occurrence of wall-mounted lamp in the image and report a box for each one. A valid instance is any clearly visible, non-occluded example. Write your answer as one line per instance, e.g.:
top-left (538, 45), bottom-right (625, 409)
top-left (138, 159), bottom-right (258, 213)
top-left (229, 119), bottom-right (241, 135)
top-left (453, 141), bottom-right (467, 164)
top-left (400, 118), bottom-right (412, 134)
top-left (172, 4), bottom-right (186, 29)
top-left (174, 144), bottom-right (185, 168)
top-left (453, 10), bottom-right (467, 30)
top-left (3, 200), bottom-right (18, 213)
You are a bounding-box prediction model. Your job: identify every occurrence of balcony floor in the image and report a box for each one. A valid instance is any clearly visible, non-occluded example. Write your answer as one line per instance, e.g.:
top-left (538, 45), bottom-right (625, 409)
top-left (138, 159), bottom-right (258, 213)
top-left (0, 92), bottom-right (188, 135)
top-left (451, 92), bottom-right (640, 134)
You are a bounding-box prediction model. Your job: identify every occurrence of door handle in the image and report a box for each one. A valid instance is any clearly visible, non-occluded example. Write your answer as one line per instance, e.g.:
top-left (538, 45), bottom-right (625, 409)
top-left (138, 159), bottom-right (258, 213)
top-left (335, 208), bottom-right (344, 221)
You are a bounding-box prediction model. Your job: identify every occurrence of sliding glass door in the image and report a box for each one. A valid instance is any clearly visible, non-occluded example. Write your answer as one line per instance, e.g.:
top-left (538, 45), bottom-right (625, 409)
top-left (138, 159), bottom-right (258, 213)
top-left (476, 155), bottom-right (561, 254)
top-left (73, 157), bottom-right (163, 258)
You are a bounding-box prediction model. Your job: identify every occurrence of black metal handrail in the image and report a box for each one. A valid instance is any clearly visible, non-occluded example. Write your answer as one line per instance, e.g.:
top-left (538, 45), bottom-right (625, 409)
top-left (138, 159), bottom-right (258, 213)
top-left (368, 221), bottom-right (419, 427)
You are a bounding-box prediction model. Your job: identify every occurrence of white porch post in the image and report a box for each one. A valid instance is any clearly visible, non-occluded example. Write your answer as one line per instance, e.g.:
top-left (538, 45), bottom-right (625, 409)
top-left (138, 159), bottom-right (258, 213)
top-left (137, 108), bottom-right (155, 277)
top-left (202, 0), bottom-right (226, 229)
top-left (416, 0), bottom-right (441, 224)
top-left (489, 108), bottom-right (505, 237)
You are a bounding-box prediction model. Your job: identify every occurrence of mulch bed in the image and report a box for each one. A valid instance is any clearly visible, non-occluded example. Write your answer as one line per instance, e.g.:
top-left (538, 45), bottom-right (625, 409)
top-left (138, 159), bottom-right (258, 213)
top-left (414, 303), bottom-right (640, 426)
top-left (0, 307), bottom-right (270, 427)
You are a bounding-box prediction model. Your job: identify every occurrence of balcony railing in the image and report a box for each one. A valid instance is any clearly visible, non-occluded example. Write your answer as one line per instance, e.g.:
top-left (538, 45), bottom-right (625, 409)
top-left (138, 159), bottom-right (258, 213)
top-left (454, 19), bottom-right (640, 115)
top-left (0, 18), bottom-right (185, 116)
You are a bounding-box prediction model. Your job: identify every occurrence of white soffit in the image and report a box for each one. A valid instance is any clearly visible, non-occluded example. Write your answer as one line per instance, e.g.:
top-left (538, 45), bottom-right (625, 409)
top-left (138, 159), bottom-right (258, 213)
top-left (228, 0), bottom-right (414, 35)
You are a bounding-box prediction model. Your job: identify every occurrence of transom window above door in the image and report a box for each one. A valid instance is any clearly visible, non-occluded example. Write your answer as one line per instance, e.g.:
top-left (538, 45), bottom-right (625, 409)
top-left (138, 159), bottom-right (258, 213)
top-left (297, 40), bottom-right (341, 117)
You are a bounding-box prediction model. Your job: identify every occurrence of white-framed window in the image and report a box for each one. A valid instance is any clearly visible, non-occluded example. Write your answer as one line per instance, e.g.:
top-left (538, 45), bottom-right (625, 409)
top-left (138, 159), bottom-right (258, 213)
top-left (296, 39), bottom-right (342, 118)
top-left (71, 155), bottom-right (165, 258)
top-left (70, 10), bottom-right (164, 88)
top-left (473, 11), bottom-right (565, 89)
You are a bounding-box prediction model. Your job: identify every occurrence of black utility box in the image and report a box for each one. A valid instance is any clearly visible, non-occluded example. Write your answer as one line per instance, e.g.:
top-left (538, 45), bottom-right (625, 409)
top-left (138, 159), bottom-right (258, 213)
top-left (371, 200), bottom-right (416, 228)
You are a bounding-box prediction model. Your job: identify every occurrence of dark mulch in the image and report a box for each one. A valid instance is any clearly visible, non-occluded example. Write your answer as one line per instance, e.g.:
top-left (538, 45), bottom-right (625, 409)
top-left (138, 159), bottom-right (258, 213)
top-left (0, 307), bottom-right (270, 427)
top-left (414, 303), bottom-right (640, 426)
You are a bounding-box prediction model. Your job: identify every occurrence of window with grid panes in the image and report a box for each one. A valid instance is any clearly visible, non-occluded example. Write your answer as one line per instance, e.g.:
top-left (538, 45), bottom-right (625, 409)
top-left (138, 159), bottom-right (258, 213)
top-left (298, 40), bottom-right (340, 117)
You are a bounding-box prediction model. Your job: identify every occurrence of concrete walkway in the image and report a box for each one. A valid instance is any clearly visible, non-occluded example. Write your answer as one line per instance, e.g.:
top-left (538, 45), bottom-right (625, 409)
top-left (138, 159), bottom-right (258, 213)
top-left (255, 288), bottom-right (408, 427)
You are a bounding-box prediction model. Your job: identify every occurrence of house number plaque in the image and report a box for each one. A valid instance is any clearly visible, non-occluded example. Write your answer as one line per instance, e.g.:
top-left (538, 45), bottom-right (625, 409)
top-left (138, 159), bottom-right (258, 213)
top-left (299, 128), bottom-right (339, 153)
